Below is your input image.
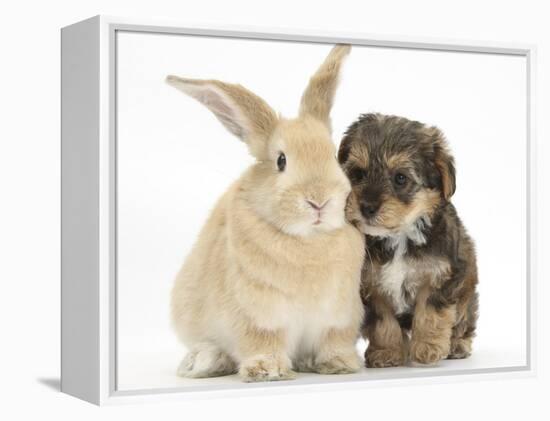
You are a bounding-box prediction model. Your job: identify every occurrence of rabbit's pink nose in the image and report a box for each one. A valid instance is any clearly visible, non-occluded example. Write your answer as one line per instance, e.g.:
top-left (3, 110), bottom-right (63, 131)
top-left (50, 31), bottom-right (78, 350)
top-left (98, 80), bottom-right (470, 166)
top-left (306, 199), bottom-right (329, 211)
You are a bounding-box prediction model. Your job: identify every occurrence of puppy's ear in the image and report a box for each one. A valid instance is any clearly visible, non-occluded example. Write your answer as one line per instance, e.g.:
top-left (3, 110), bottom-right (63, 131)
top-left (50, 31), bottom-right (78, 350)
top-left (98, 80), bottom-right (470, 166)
top-left (337, 134), bottom-right (353, 164)
top-left (430, 129), bottom-right (456, 200)
top-left (166, 76), bottom-right (278, 159)
top-left (299, 44), bottom-right (351, 131)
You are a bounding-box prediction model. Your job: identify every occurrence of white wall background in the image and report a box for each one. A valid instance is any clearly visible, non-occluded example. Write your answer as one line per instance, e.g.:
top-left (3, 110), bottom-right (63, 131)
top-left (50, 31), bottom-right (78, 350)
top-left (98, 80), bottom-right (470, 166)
top-left (116, 32), bottom-right (526, 389)
top-left (0, 0), bottom-right (548, 420)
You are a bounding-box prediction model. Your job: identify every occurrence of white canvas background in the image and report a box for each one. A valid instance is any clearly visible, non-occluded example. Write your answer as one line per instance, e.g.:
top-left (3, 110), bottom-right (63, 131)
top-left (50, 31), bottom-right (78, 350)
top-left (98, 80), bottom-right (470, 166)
top-left (116, 32), bottom-right (527, 390)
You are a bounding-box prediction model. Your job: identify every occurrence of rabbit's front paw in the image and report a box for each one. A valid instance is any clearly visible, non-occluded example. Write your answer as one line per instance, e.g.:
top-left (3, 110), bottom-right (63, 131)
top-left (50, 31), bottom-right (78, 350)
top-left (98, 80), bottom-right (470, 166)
top-left (239, 355), bottom-right (296, 382)
top-left (313, 352), bottom-right (361, 374)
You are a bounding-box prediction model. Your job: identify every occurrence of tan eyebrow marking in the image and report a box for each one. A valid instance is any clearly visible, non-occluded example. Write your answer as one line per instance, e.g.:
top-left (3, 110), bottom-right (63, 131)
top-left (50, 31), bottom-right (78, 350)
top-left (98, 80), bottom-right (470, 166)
top-left (386, 152), bottom-right (412, 170)
top-left (347, 144), bottom-right (370, 169)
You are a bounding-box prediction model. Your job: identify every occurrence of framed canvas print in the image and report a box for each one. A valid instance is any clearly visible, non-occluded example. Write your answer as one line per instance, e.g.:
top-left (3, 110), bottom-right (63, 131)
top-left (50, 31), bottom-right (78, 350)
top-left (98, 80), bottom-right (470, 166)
top-left (61, 15), bottom-right (537, 405)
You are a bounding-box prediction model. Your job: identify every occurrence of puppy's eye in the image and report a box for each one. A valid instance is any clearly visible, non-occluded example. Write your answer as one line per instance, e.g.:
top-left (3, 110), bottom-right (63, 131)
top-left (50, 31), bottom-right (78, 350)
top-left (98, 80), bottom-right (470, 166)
top-left (277, 153), bottom-right (286, 172)
top-left (394, 172), bottom-right (407, 186)
top-left (348, 167), bottom-right (366, 183)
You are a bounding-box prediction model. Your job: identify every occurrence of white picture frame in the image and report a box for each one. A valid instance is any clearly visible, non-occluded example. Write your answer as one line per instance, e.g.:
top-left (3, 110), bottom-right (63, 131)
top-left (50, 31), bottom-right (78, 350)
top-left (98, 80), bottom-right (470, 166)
top-left (61, 15), bottom-right (537, 405)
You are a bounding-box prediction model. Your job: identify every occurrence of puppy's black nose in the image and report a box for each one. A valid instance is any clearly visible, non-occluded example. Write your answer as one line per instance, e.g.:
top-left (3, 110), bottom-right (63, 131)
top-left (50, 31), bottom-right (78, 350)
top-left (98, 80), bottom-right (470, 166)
top-left (360, 202), bottom-right (379, 218)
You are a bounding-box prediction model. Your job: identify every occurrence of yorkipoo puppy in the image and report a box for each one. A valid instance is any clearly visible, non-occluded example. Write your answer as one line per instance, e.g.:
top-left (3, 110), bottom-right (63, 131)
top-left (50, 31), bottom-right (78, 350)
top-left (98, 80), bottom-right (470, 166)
top-left (338, 113), bottom-right (479, 367)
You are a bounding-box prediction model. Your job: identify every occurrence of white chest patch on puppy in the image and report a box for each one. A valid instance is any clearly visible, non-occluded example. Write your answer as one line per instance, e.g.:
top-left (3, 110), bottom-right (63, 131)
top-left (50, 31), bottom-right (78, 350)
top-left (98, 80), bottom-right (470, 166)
top-left (378, 253), bottom-right (429, 315)
top-left (377, 217), bottom-right (430, 314)
top-left (379, 253), bottom-right (410, 314)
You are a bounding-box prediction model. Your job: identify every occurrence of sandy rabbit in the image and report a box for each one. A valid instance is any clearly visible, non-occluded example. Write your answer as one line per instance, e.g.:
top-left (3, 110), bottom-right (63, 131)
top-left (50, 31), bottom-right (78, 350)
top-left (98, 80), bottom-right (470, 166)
top-left (167, 45), bottom-right (364, 382)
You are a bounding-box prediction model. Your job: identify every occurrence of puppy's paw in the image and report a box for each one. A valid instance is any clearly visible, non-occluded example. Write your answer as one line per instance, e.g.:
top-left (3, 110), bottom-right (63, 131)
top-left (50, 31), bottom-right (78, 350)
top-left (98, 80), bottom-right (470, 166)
top-left (313, 353), bottom-right (361, 374)
top-left (410, 340), bottom-right (448, 366)
top-left (365, 347), bottom-right (404, 368)
top-left (447, 338), bottom-right (472, 360)
top-left (239, 355), bottom-right (296, 382)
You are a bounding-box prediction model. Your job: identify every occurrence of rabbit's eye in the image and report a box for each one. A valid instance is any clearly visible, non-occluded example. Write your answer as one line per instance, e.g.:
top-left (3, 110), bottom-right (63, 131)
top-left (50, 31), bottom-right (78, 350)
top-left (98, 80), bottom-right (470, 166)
top-left (277, 153), bottom-right (286, 172)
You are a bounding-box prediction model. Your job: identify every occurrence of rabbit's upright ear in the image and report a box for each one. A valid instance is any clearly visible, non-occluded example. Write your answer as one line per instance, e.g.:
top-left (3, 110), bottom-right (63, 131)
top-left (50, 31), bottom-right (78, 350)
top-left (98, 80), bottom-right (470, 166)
top-left (299, 44), bottom-right (351, 130)
top-left (166, 76), bottom-right (278, 158)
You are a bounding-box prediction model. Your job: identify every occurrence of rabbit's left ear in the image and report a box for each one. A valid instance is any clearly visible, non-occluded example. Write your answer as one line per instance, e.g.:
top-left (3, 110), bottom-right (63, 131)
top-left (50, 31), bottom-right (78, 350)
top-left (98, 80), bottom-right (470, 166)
top-left (299, 44), bottom-right (351, 131)
top-left (166, 76), bottom-right (278, 159)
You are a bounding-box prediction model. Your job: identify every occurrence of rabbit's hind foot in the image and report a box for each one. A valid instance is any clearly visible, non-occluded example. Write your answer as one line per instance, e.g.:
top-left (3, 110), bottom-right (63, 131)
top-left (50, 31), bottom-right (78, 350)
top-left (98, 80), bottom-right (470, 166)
top-left (177, 343), bottom-right (237, 378)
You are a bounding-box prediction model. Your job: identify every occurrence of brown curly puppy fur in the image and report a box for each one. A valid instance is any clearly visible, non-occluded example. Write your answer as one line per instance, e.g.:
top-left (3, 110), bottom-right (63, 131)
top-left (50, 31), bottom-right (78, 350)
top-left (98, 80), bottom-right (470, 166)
top-left (338, 113), bottom-right (479, 367)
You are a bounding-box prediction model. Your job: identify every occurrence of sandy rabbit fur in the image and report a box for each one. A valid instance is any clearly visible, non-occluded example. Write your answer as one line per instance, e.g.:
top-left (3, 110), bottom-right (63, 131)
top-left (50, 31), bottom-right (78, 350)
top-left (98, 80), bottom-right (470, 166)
top-left (168, 45), bottom-right (365, 382)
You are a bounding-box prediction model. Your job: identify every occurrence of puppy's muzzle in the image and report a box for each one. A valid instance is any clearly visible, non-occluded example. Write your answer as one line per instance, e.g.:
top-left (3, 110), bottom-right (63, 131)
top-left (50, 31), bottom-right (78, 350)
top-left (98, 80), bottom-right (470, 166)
top-left (360, 201), bottom-right (380, 218)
